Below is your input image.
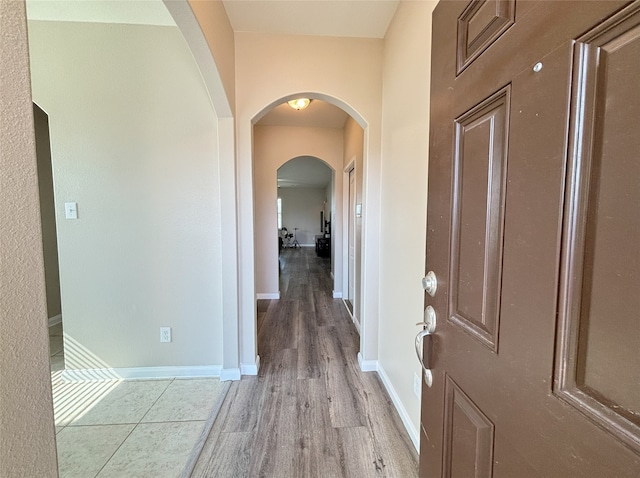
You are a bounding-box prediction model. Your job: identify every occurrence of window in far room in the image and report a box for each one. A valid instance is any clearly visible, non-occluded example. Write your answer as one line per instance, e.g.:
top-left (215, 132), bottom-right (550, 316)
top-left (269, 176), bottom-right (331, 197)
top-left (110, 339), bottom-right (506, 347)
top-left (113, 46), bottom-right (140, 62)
top-left (277, 197), bottom-right (282, 229)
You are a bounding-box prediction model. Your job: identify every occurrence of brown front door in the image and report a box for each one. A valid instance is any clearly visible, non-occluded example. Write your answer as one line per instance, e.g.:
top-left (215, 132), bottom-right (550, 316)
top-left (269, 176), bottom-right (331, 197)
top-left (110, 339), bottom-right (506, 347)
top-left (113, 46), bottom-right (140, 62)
top-left (420, 1), bottom-right (640, 476)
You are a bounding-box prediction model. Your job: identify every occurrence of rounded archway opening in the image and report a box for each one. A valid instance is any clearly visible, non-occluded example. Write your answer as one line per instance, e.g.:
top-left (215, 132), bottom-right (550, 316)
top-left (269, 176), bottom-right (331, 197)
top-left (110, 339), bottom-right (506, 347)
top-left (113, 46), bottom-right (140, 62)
top-left (252, 93), bottom-right (367, 130)
top-left (252, 99), bottom-right (347, 301)
top-left (250, 93), bottom-right (367, 368)
top-left (277, 155), bottom-right (334, 250)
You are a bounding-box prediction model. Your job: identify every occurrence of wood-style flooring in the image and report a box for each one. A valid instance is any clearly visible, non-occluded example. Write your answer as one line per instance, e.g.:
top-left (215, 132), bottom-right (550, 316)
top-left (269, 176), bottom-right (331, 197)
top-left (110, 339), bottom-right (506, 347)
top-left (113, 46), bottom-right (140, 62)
top-left (190, 247), bottom-right (418, 477)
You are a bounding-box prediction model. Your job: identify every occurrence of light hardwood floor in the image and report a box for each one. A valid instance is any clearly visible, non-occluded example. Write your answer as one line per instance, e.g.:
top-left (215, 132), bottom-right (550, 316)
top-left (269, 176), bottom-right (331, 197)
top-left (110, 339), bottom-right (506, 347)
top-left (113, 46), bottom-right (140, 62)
top-left (190, 247), bottom-right (418, 477)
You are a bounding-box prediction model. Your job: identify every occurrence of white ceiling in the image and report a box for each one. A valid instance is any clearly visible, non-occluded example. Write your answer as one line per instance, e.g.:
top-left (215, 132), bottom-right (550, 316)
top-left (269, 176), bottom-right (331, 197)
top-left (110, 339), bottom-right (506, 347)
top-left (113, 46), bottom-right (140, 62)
top-left (278, 156), bottom-right (333, 189)
top-left (222, 0), bottom-right (399, 39)
top-left (26, 0), bottom-right (175, 26)
top-left (26, 0), bottom-right (399, 37)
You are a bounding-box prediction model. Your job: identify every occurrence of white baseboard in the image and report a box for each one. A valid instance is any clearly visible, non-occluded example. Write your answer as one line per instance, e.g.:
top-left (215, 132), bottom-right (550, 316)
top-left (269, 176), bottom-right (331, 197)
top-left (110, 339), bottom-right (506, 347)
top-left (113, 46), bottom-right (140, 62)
top-left (241, 355), bottom-right (260, 376)
top-left (377, 364), bottom-right (420, 452)
top-left (357, 352), bottom-right (378, 372)
top-left (220, 367), bottom-right (241, 382)
top-left (352, 316), bottom-right (361, 333)
top-left (257, 292), bottom-right (280, 300)
top-left (48, 314), bottom-right (62, 327)
top-left (332, 291), bottom-right (342, 299)
top-left (61, 365), bottom-right (222, 382)
top-left (341, 300), bottom-right (360, 333)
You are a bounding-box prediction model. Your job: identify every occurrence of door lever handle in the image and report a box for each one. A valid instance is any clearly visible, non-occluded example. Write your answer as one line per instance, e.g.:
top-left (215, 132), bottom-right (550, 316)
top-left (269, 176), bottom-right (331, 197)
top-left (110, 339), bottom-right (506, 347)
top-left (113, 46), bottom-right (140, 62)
top-left (415, 329), bottom-right (434, 387)
top-left (415, 305), bottom-right (437, 387)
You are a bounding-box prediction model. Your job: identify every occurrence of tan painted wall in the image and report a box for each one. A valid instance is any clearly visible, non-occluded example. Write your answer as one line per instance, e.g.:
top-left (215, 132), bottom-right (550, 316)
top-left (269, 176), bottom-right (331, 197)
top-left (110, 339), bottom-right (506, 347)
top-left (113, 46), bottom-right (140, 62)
top-left (28, 20), bottom-right (224, 370)
top-left (236, 32), bottom-right (384, 366)
top-left (253, 125), bottom-right (343, 296)
top-left (34, 103), bottom-right (62, 320)
top-left (187, 0), bottom-right (235, 115)
top-left (0, 1), bottom-right (58, 475)
top-left (379, 0), bottom-right (438, 442)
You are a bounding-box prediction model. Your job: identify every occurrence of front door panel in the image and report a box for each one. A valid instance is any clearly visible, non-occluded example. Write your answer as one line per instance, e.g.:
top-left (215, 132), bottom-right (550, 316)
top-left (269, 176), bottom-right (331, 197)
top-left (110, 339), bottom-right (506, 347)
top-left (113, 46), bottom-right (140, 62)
top-left (555, 5), bottom-right (640, 453)
top-left (449, 85), bottom-right (510, 352)
top-left (421, 1), bottom-right (640, 476)
top-left (442, 375), bottom-right (495, 478)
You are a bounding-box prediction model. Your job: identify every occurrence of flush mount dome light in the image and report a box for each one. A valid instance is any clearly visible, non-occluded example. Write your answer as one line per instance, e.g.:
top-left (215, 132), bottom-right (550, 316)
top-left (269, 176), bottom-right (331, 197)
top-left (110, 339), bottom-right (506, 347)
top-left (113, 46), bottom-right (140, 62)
top-left (287, 98), bottom-right (311, 110)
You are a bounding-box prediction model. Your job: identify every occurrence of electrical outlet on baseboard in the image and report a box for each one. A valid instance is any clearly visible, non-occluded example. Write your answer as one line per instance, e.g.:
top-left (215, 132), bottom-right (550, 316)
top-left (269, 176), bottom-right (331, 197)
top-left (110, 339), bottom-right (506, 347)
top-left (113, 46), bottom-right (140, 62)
top-left (413, 372), bottom-right (421, 398)
top-left (160, 327), bottom-right (171, 343)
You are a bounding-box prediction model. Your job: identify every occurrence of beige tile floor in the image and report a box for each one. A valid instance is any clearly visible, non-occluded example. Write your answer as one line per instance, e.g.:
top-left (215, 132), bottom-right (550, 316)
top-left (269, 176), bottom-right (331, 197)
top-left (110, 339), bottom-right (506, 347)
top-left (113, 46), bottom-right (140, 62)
top-left (49, 322), bottom-right (226, 478)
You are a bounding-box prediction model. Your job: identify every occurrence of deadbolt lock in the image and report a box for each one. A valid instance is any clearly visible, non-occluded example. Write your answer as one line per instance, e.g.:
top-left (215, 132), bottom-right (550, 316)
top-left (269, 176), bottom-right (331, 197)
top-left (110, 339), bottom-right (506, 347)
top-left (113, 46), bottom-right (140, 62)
top-left (422, 271), bottom-right (438, 297)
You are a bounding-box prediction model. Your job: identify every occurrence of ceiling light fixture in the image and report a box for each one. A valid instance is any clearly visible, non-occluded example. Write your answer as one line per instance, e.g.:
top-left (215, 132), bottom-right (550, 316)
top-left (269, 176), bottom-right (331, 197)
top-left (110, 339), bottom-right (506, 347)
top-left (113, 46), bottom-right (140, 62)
top-left (288, 98), bottom-right (311, 110)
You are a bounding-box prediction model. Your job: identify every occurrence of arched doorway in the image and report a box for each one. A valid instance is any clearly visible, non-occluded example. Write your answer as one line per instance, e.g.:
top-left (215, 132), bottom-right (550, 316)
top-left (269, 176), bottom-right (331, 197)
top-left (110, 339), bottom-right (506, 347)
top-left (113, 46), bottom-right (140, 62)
top-left (251, 96), bottom-right (365, 362)
top-left (277, 155), bottom-right (334, 287)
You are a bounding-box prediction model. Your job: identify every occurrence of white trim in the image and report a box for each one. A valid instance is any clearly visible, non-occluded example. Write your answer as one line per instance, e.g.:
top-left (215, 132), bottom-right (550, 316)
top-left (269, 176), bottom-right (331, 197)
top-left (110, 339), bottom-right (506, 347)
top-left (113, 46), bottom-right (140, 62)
top-left (343, 300), bottom-right (361, 333)
top-left (343, 159), bottom-right (355, 174)
top-left (352, 315), bottom-right (361, 333)
top-left (342, 159), bottom-right (355, 311)
top-left (220, 367), bottom-right (241, 382)
top-left (377, 364), bottom-right (420, 452)
top-left (342, 299), bottom-right (354, 318)
top-left (61, 365), bottom-right (222, 382)
top-left (332, 291), bottom-right (342, 299)
top-left (241, 355), bottom-right (260, 376)
top-left (48, 314), bottom-right (62, 327)
top-left (257, 292), bottom-right (280, 300)
top-left (330, 272), bottom-right (335, 280)
top-left (300, 244), bottom-right (315, 247)
top-left (357, 352), bottom-right (378, 372)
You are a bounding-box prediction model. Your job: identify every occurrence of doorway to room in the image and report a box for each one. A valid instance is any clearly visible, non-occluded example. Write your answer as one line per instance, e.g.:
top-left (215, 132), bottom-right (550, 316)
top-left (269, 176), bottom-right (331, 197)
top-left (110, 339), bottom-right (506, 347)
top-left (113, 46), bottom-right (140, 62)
top-left (277, 155), bottom-right (333, 272)
top-left (345, 165), bottom-right (356, 318)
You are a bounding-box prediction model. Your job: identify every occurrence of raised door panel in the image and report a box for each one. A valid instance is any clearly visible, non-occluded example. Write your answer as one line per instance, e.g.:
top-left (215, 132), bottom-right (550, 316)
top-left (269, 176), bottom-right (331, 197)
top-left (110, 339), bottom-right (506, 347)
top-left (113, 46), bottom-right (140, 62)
top-left (449, 87), bottom-right (509, 352)
top-left (442, 375), bottom-right (494, 478)
top-left (457, 0), bottom-right (515, 74)
top-left (555, 3), bottom-right (640, 454)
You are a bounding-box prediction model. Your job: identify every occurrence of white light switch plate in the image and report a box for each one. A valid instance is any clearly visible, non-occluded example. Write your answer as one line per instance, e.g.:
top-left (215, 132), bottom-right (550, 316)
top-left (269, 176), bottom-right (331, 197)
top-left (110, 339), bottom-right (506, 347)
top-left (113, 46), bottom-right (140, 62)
top-left (64, 202), bottom-right (78, 219)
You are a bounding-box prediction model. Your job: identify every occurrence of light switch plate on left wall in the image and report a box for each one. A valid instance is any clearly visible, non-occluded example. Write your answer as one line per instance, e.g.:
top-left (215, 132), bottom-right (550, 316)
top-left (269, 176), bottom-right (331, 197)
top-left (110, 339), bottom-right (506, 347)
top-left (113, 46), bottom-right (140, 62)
top-left (64, 202), bottom-right (78, 219)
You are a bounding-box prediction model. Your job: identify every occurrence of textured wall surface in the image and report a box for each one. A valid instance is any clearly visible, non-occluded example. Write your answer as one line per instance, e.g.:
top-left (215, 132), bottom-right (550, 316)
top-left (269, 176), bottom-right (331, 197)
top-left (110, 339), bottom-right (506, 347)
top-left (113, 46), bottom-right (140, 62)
top-left (379, 0), bottom-right (438, 446)
top-left (187, 0), bottom-right (235, 114)
top-left (28, 20), bottom-right (223, 370)
top-left (0, 1), bottom-right (59, 476)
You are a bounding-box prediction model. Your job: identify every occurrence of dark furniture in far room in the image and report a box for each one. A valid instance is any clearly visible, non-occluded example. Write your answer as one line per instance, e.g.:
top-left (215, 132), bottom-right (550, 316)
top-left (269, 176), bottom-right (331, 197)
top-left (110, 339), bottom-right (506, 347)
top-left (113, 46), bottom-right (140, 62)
top-left (315, 235), bottom-right (330, 257)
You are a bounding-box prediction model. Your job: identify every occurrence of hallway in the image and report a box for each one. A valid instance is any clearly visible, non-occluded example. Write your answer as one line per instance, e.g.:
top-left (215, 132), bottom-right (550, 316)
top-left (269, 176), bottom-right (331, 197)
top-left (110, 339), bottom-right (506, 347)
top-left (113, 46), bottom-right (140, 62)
top-left (191, 247), bottom-right (418, 477)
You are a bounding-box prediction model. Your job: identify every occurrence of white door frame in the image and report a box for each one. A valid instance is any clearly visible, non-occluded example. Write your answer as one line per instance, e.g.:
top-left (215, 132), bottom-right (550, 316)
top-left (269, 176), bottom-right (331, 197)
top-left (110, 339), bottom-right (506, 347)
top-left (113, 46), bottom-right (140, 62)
top-left (342, 159), bottom-right (359, 330)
